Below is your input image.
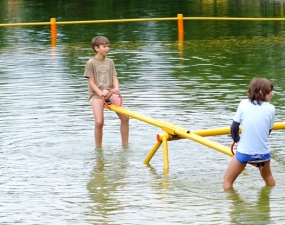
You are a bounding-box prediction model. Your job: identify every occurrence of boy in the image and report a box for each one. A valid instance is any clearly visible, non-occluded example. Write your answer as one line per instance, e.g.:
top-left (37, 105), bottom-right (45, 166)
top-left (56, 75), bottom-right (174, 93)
top-left (84, 36), bottom-right (129, 147)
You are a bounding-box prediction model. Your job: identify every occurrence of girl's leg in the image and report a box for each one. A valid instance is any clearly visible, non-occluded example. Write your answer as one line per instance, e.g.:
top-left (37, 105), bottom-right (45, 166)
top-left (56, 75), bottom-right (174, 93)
top-left (110, 95), bottom-right (129, 146)
top-left (91, 98), bottom-right (104, 147)
top-left (260, 161), bottom-right (276, 186)
top-left (223, 155), bottom-right (246, 190)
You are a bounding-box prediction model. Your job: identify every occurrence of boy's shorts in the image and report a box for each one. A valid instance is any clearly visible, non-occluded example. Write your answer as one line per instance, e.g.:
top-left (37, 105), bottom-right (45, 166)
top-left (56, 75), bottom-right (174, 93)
top-left (89, 97), bottom-right (111, 105)
top-left (236, 151), bottom-right (271, 164)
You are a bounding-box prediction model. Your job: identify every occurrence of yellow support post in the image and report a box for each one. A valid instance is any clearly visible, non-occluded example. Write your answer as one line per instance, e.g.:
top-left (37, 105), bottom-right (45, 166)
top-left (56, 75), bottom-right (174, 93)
top-left (162, 135), bottom-right (169, 170)
top-left (144, 140), bottom-right (162, 164)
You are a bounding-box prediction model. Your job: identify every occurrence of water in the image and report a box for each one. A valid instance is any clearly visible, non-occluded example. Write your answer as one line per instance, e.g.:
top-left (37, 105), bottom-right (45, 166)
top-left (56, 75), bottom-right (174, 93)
top-left (1, 0), bottom-right (285, 224)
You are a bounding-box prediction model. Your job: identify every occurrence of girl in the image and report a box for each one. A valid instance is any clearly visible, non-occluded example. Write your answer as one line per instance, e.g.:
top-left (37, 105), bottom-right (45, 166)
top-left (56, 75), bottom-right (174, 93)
top-left (223, 77), bottom-right (276, 190)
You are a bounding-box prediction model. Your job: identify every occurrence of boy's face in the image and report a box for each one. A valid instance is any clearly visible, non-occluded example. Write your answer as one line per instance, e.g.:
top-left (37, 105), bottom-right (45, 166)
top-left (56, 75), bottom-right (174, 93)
top-left (95, 44), bottom-right (110, 57)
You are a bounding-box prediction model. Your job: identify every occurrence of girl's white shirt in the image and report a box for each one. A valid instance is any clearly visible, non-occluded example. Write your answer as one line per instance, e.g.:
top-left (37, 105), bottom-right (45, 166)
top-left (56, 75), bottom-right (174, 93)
top-left (234, 99), bottom-right (275, 155)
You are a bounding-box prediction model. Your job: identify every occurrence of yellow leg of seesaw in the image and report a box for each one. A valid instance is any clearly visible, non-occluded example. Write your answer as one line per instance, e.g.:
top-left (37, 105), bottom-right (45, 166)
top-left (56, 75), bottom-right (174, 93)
top-left (144, 133), bottom-right (170, 170)
top-left (144, 140), bottom-right (162, 164)
top-left (162, 135), bottom-right (169, 170)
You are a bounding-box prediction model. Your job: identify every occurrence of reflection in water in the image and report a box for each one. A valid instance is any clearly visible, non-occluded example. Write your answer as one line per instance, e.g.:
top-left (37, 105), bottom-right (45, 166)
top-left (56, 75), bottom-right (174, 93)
top-left (86, 148), bottom-right (128, 223)
top-left (228, 186), bottom-right (272, 225)
top-left (146, 164), bottom-right (170, 191)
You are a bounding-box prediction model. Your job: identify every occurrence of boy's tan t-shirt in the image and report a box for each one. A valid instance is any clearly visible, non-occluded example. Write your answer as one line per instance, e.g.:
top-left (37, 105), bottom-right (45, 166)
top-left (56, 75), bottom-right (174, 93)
top-left (84, 57), bottom-right (117, 101)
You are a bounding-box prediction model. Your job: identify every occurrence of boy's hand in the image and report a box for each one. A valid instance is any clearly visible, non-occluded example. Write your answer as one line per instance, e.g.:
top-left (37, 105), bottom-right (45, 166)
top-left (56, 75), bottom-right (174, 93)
top-left (101, 89), bottom-right (109, 97)
top-left (112, 88), bottom-right (120, 95)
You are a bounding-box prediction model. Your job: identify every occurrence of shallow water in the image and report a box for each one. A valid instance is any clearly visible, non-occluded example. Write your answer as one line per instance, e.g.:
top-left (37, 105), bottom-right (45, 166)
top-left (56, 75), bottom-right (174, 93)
top-left (1, 0), bottom-right (285, 224)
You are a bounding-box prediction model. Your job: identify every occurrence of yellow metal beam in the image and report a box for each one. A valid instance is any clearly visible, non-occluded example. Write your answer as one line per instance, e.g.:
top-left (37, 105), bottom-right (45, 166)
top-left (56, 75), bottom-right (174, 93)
top-left (106, 104), bottom-right (233, 156)
top-left (191, 122), bottom-right (285, 136)
top-left (106, 104), bottom-right (285, 137)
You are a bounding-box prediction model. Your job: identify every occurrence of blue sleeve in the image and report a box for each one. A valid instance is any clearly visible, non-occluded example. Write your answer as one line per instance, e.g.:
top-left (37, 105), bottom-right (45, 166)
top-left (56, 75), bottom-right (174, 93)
top-left (230, 120), bottom-right (240, 143)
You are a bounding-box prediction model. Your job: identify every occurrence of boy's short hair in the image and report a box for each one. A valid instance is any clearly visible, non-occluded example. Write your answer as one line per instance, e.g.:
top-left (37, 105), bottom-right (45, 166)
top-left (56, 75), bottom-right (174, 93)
top-left (92, 36), bottom-right (109, 52)
top-left (248, 77), bottom-right (273, 105)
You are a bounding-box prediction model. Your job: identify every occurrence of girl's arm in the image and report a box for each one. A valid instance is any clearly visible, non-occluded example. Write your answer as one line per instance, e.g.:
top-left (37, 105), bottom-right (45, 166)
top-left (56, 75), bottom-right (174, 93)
top-left (231, 120), bottom-right (240, 143)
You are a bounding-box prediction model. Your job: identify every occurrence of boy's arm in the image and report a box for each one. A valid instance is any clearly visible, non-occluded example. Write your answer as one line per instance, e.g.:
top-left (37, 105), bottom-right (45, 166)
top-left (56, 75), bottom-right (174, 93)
top-left (87, 77), bottom-right (106, 96)
top-left (112, 75), bottom-right (120, 94)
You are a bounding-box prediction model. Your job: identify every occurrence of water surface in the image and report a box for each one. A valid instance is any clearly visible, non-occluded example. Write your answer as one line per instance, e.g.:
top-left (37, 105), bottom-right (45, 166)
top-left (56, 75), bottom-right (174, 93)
top-left (1, 0), bottom-right (285, 224)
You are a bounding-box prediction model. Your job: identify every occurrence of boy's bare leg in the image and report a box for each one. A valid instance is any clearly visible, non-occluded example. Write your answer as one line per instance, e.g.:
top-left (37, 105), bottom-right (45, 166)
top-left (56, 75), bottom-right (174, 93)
top-left (119, 113), bottom-right (129, 146)
top-left (223, 155), bottom-right (246, 190)
top-left (91, 98), bottom-right (104, 147)
top-left (116, 108), bottom-right (129, 146)
top-left (110, 95), bottom-right (129, 146)
top-left (260, 161), bottom-right (276, 186)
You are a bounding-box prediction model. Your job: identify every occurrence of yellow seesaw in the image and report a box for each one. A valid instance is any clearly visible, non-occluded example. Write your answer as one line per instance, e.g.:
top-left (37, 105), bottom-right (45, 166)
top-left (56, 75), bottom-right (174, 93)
top-left (105, 104), bottom-right (285, 169)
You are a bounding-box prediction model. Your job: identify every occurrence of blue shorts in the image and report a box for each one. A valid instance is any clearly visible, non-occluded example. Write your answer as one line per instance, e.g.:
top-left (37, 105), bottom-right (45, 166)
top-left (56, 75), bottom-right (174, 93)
top-left (236, 151), bottom-right (271, 164)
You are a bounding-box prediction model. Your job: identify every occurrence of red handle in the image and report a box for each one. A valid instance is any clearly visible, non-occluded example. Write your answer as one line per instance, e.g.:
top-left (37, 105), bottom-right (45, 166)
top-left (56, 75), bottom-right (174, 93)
top-left (102, 90), bottom-right (123, 109)
top-left (231, 142), bottom-right (235, 155)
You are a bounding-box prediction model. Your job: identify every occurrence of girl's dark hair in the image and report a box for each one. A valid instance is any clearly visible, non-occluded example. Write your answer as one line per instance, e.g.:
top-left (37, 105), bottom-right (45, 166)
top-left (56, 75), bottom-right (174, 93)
top-left (248, 77), bottom-right (273, 105)
top-left (91, 36), bottom-right (109, 52)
